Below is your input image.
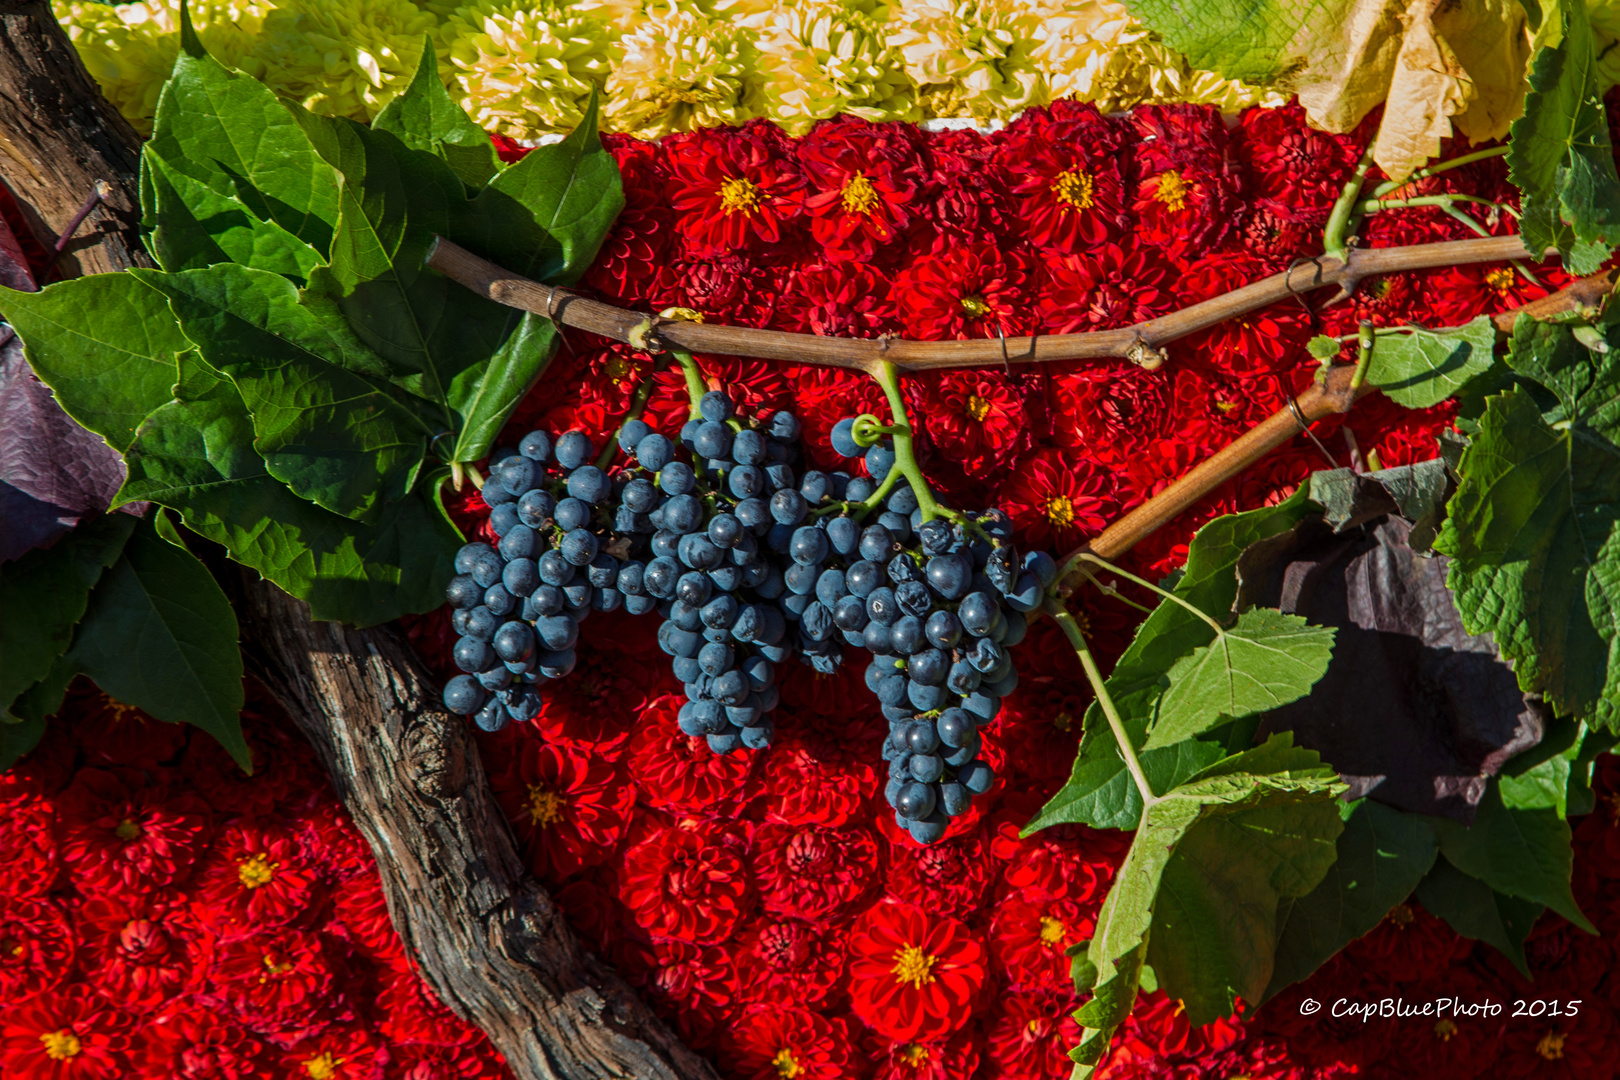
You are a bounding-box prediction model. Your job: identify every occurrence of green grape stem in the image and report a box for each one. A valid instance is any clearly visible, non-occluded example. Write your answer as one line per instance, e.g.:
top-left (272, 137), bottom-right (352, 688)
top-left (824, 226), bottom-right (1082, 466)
top-left (673, 348), bottom-right (707, 419)
top-left (1045, 597), bottom-right (1158, 808)
top-left (596, 359), bottom-right (664, 471)
top-left (870, 360), bottom-right (947, 524)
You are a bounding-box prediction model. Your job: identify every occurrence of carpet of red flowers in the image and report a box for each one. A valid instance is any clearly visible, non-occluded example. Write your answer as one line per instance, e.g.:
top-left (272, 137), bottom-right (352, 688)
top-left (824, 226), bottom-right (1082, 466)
top-left (6, 97), bottom-right (1620, 1080)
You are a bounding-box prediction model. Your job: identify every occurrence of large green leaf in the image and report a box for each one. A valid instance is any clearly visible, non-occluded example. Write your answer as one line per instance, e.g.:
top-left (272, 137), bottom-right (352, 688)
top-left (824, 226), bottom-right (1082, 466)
top-left (371, 38), bottom-right (500, 189)
top-left (1365, 317), bottom-right (1499, 409)
top-left (0, 715), bottom-right (46, 772)
top-left (1508, 0), bottom-right (1620, 274)
top-left (1415, 857), bottom-right (1542, 975)
top-left (0, 275), bottom-right (192, 450)
top-left (0, 515), bottom-right (136, 713)
top-left (1144, 609), bottom-right (1334, 750)
top-left (114, 357), bottom-right (459, 626)
top-left (138, 263), bottom-right (433, 519)
top-left (1435, 311), bottom-right (1620, 729)
top-left (1266, 800), bottom-right (1439, 999)
top-left (66, 516), bottom-right (250, 770)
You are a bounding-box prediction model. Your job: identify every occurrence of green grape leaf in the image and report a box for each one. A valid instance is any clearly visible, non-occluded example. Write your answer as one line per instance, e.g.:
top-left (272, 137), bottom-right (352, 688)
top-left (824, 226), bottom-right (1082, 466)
top-left (114, 357), bottom-right (458, 626)
top-left (0, 275), bottom-right (192, 450)
top-left (145, 29), bottom-right (339, 257)
top-left (1266, 799), bottom-right (1439, 999)
top-left (136, 264), bottom-right (433, 520)
top-left (1508, 0), bottom-right (1620, 274)
top-left (65, 516), bottom-right (250, 771)
top-left (0, 715), bottom-right (46, 772)
top-left (1435, 311), bottom-right (1620, 730)
top-left (142, 148), bottom-right (324, 282)
top-left (1365, 317), bottom-right (1499, 409)
top-left (1426, 782), bottom-right (1594, 931)
top-left (0, 514), bottom-right (136, 711)
top-left (1499, 739), bottom-right (1578, 817)
top-left (371, 38), bottom-right (500, 189)
top-left (1144, 609), bottom-right (1335, 750)
top-left (1307, 335), bottom-right (1342, 361)
top-left (1566, 726), bottom-right (1618, 816)
top-left (1414, 857), bottom-right (1543, 975)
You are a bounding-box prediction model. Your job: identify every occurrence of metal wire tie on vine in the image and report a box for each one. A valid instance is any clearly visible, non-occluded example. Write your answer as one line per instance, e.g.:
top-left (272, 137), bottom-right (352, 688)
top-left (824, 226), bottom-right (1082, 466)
top-left (1287, 392), bottom-right (1340, 467)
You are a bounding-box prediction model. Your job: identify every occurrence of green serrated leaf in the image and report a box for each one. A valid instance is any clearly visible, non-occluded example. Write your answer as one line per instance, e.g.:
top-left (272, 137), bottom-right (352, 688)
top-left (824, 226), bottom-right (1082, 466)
top-left (1508, 0), bottom-right (1620, 272)
top-left (0, 714), bottom-right (45, 771)
top-left (1415, 857), bottom-right (1542, 975)
top-left (137, 263), bottom-right (433, 520)
top-left (1308, 335), bottom-right (1342, 361)
top-left (6, 653), bottom-right (78, 728)
top-left (1266, 800), bottom-right (1439, 999)
top-left (115, 355), bottom-right (459, 626)
top-left (0, 515), bottom-right (136, 711)
top-left (1365, 317), bottom-right (1498, 409)
top-left (66, 517), bottom-right (250, 771)
top-left (1144, 609), bottom-right (1335, 750)
top-left (1500, 738), bottom-right (1579, 817)
top-left (0, 275), bottom-right (193, 450)
top-left (371, 37), bottom-right (500, 189)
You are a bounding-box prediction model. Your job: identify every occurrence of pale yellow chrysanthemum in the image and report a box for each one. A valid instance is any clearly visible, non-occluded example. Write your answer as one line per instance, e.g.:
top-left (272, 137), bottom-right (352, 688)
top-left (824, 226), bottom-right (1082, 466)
top-left (440, 0), bottom-right (614, 138)
top-left (52, 0), bottom-right (267, 134)
top-left (886, 0), bottom-right (1046, 119)
top-left (1593, 0), bottom-right (1620, 89)
top-left (603, 2), bottom-right (760, 137)
top-left (256, 0), bottom-right (439, 121)
top-left (753, 1), bottom-right (919, 133)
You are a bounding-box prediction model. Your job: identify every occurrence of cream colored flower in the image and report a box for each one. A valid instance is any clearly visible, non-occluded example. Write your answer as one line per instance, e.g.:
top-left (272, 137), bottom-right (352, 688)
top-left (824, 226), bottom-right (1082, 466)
top-left (256, 0), bottom-right (439, 121)
top-left (1592, 0), bottom-right (1620, 89)
top-left (886, 0), bottom-right (1046, 119)
top-left (753, 1), bottom-right (918, 132)
top-left (440, 0), bottom-right (613, 138)
top-left (603, 2), bottom-right (760, 137)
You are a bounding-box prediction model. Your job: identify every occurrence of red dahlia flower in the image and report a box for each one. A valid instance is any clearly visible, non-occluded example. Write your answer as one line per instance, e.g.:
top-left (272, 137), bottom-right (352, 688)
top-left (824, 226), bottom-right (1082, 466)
top-left (1039, 244), bottom-right (1175, 333)
top-left (998, 103), bottom-right (1131, 254)
top-left (0, 897), bottom-right (74, 1003)
top-left (1130, 105), bottom-right (1244, 259)
top-left (617, 937), bottom-right (738, 1051)
top-left (989, 811), bottom-right (1123, 905)
top-left (1051, 362), bottom-right (1173, 462)
top-left (528, 636), bottom-right (658, 755)
top-left (998, 449), bottom-right (1118, 551)
top-left (79, 894), bottom-right (199, 1011)
top-left (669, 255), bottom-right (787, 328)
top-left (57, 766), bottom-right (210, 896)
top-left (849, 901), bottom-right (986, 1041)
top-left (212, 929), bottom-right (344, 1038)
top-left (985, 990), bottom-right (1083, 1080)
top-left (1381, 973), bottom-right (1503, 1080)
top-left (619, 822), bottom-right (754, 944)
top-left (1175, 253), bottom-right (1308, 376)
top-left (379, 964), bottom-right (476, 1047)
top-left (664, 124), bottom-right (806, 259)
top-left (586, 136), bottom-right (675, 306)
top-left (1240, 201), bottom-right (1318, 266)
top-left (759, 712), bottom-right (882, 828)
top-left (720, 1006), bottom-right (856, 1080)
top-left (181, 710), bottom-right (312, 817)
top-left (866, 1028), bottom-right (982, 1080)
top-left (776, 262), bottom-right (899, 339)
top-left (194, 819), bottom-right (322, 931)
top-left (488, 739), bottom-right (634, 881)
top-left (135, 1007), bottom-right (273, 1080)
top-left (1113, 989), bottom-right (1244, 1064)
top-left (1343, 901), bottom-right (1471, 983)
top-left (279, 1024), bottom-right (382, 1080)
top-left (884, 820), bottom-right (997, 919)
top-left (70, 692), bottom-right (186, 769)
top-left (0, 787), bottom-right (58, 899)
top-left (0, 989), bottom-right (131, 1080)
top-left (908, 370), bottom-right (1029, 479)
top-left (1238, 101), bottom-right (1361, 221)
top-left (788, 366), bottom-right (889, 472)
top-left (894, 241), bottom-right (1034, 340)
top-left (753, 822), bottom-right (881, 922)
top-left (733, 918), bottom-right (845, 1008)
top-left (918, 128), bottom-right (1012, 240)
top-left (1425, 262), bottom-right (1551, 323)
top-left (626, 695), bottom-right (758, 814)
top-left (799, 115), bottom-right (920, 262)
top-left (990, 894), bottom-right (1093, 991)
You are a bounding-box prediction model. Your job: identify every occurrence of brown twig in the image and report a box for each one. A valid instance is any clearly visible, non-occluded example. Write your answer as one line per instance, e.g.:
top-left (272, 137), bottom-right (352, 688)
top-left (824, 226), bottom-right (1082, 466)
top-left (425, 235), bottom-right (1542, 372)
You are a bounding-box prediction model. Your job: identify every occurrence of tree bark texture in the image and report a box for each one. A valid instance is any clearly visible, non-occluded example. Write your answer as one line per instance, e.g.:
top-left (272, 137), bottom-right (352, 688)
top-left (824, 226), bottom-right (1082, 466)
top-left (0, 0), bottom-right (152, 275)
top-left (0, 7), bottom-right (717, 1078)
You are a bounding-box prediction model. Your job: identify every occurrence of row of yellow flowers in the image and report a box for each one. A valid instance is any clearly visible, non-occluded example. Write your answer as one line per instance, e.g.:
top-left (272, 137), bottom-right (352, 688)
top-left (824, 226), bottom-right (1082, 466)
top-left (56, 0), bottom-right (1285, 141)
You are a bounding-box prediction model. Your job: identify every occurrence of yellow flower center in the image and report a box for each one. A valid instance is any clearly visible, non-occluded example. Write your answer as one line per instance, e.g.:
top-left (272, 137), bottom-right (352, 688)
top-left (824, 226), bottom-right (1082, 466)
top-left (1434, 1018), bottom-right (1458, 1042)
top-left (303, 1052), bottom-right (342, 1079)
top-left (40, 1030), bottom-right (82, 1060)
top-left (2, 935), bottom-right (23, 958)
top-left (958, 294), bottom-right (991, 319)
top-left (771, 1048), bottom-right (802, 1078)
top-left (527, 784), bottom-right (565, 828)
top-left (1485, 267), bottom-right (1515, 296)
top-left (1153, 170), bottom-right (1190, 212)
top-left (1052, 711), bottom-right (1073, 732)
top-left (1051, 168), bottom-right (1095, 210)
top-left (1215, 399), bottom-right (1238, 413)
top-left (114, 818), bottom-right (142, 841)
top-left (1044, 494), bottom-right (1075, 528)
top-left (719, 176), bottom-right (762, 214)
top-left (1037, 916), bottom-right (1066, 946)
top-left (965, 394), bottom-right (991, 422)
top-left (605, 355), bottom-right (634, 384)
top-left (891, 944), bottom-right (938, 988)
top-left (899, 1044), bottom-right (930, 1067)
top-left (841, 172), bottom-right (880, 214)
top-left (1538, 1030), bottom-right (1567, 1060)
top-left (1388, 903), bottom-right (1415, 928)
top-left (238, 853), bottom-right (279, 890)
top-left (261, 954), bottom-right (295, 981)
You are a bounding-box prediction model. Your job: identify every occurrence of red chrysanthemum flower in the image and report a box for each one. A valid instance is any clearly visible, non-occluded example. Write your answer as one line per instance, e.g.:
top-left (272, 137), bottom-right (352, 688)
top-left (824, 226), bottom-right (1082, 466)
top-left (1342, 901), bottom-right (1472, 983)
top-left (668, 254), bottom-right (789, 328)
top-left (998, 449), bottom-right (1118, 551)
top-left (866, 1028), bottom-right (982, 1080)
top-left (79, 893), bottom-right (199, 1011)
top-left (1380, 973), bottom-right (1503, 1080)
top-left (626, 695), bottom-right (758, 814)
top-left (279, 1024), bottom-right (383, 1080)
top-left (57, 766), bottom-right (211, 896)
top-left (488, 739), bottom-right (635, 881)
top-left (918, 128), bottom-right (1012, 240)
top-left (0, 989), bottom-right (131, 1080)
top-left (1130, 105), bottom-right (1244, 259)
top-left (586, 136), bottom-right (676, 306)
top-left (211, 929), bottom-right (344, 1038)
top-left (1051, 361), bottom-right (1173, 464)
top-left (752, 822), bottom-right (881, 922)
top-left (908, 370), bottom-right (1030, 479)
top-left (884, 820), bottom-right (997, 919)
top-left (719, 1006), bottom-right (857, 1080)
top-left (1240, 201), bottom-right (1318, 266)
top-left (1238, 101), bottom-right (1361, 221)
top-left (998, 103), bottom-right (1131, 254)
top-left (552, 871), bottom-right (633, 955)
top-left (619, 822), bottom-right (754, 944)
top-left (664, 124), bottom-right (806, 258)
top-left (0, 897), bottom-right (74, 1004)
top-left (528, 631), bottom-right (661, 756)
top-left (1112, 988), bottom-right (1244, 1064)
top-left (775, 262), bottom-right (899, 338)
top-left (181, 705), bottom-right (313, 818)
top-left (989, 811), bottom-right (1124, 906)
top-left (0, 785), bottom-right (59, 899)
top-left (617, 937), bottom-right (738, 1051)
top-left (990, 893), bottom-right (1093, 991)
top-left (135, 1006), bottom-right (274, 1080)
top-left (732, 918), bottom-right (846, 1008)
top-left (194, 819), bottom-right (323, 932)
top-left (799, 114), bottom-right (920, 261)
top-left (894, 240), bottom-right (1034, 341)
top-left (758, 710), bottom-right (882, 828)
top-left (1039, 243), bottom-right (1176, 333)
top-left (70, 692), bottom-right (187, 769)
top-left (1175, 253), bottom-right (1309, 376)
top-left (848, 901), bottom-right (986, 1041)
top-left (1423, 262), bottom-right (1551, 324)
top-left (378, 965), bottom-right (476, 1048)
top-left (985, 990), bottom-right (1082, 1080)
top-left (788, 365), bottom-right (891, 472)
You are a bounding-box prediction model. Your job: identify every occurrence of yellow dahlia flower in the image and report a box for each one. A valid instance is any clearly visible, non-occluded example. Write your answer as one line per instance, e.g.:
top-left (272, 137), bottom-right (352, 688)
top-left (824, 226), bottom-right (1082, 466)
top-left (256, 0), bottom-right (440, 121)
top-left (753, 2), bottom-right (919, 133)
top-left (603, 3), bottom-right (760, 138)
top-left (440, 0), bottom-right (614, 138)
top-left (886, 0), bottom-right (1046, 119)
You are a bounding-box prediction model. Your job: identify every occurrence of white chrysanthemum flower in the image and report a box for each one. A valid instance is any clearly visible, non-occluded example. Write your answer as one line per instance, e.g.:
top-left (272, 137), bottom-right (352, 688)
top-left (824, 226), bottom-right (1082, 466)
top-left (603, 2), bottom-right (760, 137)
top-left (256, 0), bottom-right (440, 121)
top-left (886, 0), bottom-right (1046, 119)
top-left (753, 1), bottom-right (919, 132)
top-left (440, 0), bottom-right (614, 138)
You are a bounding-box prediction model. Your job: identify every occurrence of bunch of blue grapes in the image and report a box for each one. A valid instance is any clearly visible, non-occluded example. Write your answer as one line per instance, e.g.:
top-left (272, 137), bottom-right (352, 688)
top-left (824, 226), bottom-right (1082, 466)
top-left (436, 390), bottom-right (1059, 844)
